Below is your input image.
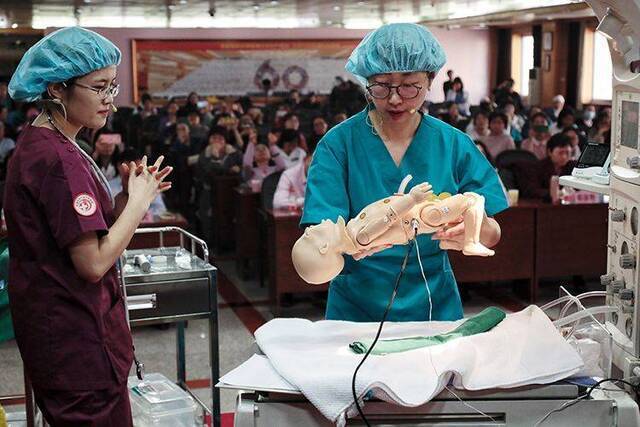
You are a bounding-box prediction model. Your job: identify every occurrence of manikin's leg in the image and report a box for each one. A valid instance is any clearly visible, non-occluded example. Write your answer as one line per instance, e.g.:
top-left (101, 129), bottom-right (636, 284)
top-left (419, 193), bottom-right (494, 256)
top-left (461, 193), bottom-right (494, 256)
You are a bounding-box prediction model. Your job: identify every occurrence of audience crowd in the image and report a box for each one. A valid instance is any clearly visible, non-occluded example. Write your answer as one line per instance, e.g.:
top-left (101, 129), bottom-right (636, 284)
top-left (0, 71), bottom-right (612, 249)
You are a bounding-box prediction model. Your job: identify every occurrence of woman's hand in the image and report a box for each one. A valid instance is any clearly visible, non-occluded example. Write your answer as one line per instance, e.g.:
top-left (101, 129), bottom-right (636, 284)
top-left (431, 217), bottom-right (465, 251)
top-left (127, 155), bottom-right (172, 213)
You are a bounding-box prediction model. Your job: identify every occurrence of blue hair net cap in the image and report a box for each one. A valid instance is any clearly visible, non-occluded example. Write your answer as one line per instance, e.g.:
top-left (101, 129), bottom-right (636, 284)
top-left (9, 27), bottom-right (121, 102)
top-left (345, 23), bottom-right (446, 86)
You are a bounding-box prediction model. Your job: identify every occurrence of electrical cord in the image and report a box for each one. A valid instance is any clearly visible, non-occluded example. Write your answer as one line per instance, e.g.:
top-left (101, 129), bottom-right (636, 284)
top-left (534, 377), bottom-right (640, 426)
top-left (350, 231), bottom-right (417, 427)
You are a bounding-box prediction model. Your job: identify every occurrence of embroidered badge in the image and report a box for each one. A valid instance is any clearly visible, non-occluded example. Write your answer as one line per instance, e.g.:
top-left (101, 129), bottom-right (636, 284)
top-left (73, 193), bottom-right (97, 217)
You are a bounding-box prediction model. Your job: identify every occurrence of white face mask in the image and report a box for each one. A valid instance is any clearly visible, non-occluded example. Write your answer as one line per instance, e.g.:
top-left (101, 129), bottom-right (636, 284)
top-left (583, 110), bottom-right (596, 121)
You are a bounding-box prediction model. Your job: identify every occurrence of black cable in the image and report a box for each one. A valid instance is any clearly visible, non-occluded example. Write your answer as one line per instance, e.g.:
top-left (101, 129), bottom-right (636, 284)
top-left (586, 378), bottom-right (639, 399)
top-left (350, 237), bottom-right (416, 427)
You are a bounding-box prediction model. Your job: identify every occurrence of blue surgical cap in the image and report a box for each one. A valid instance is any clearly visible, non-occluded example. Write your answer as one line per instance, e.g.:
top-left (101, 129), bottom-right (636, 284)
top-left (345, 23), bottom-right (446, 86)
top-left (9, 27), bottom-right (121, 102)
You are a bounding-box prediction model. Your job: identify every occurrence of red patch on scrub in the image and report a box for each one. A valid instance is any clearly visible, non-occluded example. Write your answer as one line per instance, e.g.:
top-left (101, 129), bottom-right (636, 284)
top-left (73, 193), bottom-right (97, 216)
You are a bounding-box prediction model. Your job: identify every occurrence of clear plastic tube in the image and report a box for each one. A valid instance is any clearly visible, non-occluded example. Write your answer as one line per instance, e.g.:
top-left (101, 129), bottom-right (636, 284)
top-left (553, 305), bottom-right (618, 329)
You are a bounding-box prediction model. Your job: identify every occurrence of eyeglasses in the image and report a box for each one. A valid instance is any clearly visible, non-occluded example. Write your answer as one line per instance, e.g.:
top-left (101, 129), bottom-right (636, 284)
top-left (366, 82), bottom-right (423, 100)
top-left (73, 82), bottom-right (120, 100)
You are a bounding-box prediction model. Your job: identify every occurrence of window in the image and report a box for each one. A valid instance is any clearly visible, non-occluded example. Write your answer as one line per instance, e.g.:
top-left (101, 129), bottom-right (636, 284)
top-left (592, 31), bottom-right (613, 101)
top-left (519, 35), bottom-right (534, 97)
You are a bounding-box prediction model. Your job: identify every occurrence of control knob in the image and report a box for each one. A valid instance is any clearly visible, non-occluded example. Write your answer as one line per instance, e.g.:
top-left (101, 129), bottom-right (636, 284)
top-left (628, 156), bottom-right (640, 169)
top-left (620, 254), bottom-right (636, 269)
top-left (600, 273), bottom-right (615, 286)
top-left (611, 209), bottom-right (626, 222)
top-left (619, 289), bottom-right (634, 301)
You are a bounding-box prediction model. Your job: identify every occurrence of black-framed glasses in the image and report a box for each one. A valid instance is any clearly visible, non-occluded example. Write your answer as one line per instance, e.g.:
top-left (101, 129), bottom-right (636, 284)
top-left (73, 82), bottom-right (120, 100)
top-left (366, 82), bottom-right (423, 100)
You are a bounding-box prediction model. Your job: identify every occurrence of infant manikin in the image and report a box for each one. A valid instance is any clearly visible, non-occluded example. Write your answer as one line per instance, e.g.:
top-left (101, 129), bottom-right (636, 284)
top-left (292, 178), bottom-right (494, 284)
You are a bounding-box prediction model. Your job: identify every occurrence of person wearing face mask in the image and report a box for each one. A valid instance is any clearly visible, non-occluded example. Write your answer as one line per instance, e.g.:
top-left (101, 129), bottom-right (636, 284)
top-left (521, 112), bottom-right (551, 160)
top-left (4, 27), bottom-right (172, 426)
top-left (577, 105), bottom-right (597, 134)
top-left (302, 23), bottom-right (507, 322)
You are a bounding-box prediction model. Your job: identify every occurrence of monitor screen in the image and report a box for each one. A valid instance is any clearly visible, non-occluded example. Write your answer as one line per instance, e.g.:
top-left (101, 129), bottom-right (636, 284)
top-left (577, 143), bottom-right (610, 167)
top-left (621, 100), bottom-right (639, 149)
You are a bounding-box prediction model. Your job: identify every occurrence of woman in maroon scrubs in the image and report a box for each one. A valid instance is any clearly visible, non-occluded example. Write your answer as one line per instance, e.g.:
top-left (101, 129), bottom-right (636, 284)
top-left (5, 27), bottom-right (172, 426)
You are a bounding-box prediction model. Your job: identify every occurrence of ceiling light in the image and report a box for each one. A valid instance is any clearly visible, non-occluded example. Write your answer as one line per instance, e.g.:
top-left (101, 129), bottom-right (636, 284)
top-left (270, 0), bottom-right (279, 4)
top-left (11, 23), bottom-right (17, 29)
top-left (179, 0), bottom-right (187, 4)
top-left (333, 5), bottom-right (341, 11)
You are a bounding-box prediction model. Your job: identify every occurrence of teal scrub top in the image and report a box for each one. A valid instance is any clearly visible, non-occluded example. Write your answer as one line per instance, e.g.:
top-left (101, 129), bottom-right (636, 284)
top-left (301, 109), bottom-right (509, 322)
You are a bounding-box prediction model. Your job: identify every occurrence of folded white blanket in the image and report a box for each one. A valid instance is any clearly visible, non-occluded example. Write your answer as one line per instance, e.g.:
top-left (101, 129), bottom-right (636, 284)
top-left (254, 305), bottom-right (584, 425)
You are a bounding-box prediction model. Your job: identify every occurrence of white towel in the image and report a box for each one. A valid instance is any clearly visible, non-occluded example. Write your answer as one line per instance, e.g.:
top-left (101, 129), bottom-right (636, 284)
top-left (254, 305), bottom-right (584, 425)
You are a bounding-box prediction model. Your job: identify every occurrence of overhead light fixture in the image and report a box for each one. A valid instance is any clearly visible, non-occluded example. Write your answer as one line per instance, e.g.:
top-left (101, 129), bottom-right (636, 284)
top-left (11, 23), bottom-right (17, 29)
top-left (333, 5), bottom-right (341, 11)
top-left (271, 0), bottom-right (279, 4)
top-left (179, 0), bottom-right (187, 4)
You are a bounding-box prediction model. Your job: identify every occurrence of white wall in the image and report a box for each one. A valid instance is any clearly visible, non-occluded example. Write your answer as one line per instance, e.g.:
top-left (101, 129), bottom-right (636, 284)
top-left (48, 26), bottom-right (492, 106)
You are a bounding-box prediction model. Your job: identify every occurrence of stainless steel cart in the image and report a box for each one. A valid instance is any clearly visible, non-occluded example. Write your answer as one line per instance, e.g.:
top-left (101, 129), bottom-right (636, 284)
top-left (122, 227), bottom-right (219, 427)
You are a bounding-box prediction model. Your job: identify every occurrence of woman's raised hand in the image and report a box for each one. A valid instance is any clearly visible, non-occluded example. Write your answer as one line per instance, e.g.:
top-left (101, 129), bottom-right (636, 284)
top-left (127, 155), bottom-right (173, 211)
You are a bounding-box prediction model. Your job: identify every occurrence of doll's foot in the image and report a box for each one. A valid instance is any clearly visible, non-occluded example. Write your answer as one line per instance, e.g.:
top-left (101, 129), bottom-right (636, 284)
top-left (462, 243), bottom-right (495, 257)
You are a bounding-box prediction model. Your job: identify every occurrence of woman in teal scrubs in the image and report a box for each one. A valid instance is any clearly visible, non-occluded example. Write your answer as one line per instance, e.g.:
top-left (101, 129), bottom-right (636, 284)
top-left (301, 23), bottom-right (508, 322)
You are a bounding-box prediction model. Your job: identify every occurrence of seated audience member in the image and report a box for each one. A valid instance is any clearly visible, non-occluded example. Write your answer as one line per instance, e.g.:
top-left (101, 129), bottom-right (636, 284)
top-left (443, 103), bottom-right (467, 131)
top-left (589, 112), bottom-right (611, 144)
top-left (577, 104), bottom-right (596, 134)
top-left (466, 110), bottom-right (490, 141)
top-left (273, 155), bottom-right (312, 210)
top-left (307, 116), bottom-right (328, 154)
top-left (0, 121), bottom-right (15, 164)
top-left (187, 111), bottom-right (210, 146)
top-left (562, 126), bottom-right (584, 160)
top-left (92, 131), bottom-right (121, 182)
top-left (518, 133), bottom-right (576, 202)
top-left (502, 100), bottom-right (525, 132)
top-left (493, 78), bottom-right (523, 111)
top-left (283, 113), bottom-right (307, 151)
top-left (481, 112), bottom-right (515, 159)
top-left (242, 137), bottom-right (286, 185)
top-left (544, 94), bottom-right (565, 123)
top-left (167, 123), bottom-right (201, 218)
top-left (550, 107), bottom-right (576, 135)
top-left (445, 77), bottom-right (470, 116)
top-left (113, 147), bottom-right (167, 218)
top-left (196, 126), bottom-right (242, 178)
top-left (158, 99), bottom-right (179, 153)
top-left (520, 105), bottom-right (543, 139)
top-left (521, 112), bottom-right (550, 160)
top-left (216, 113), bottom-right (245, 149)
top-left (273, 129), bottom-right (307, 169)
top-left (195, 126), bottom-right (242, 245)
top-left (178, 91), bottom-right (200, 118)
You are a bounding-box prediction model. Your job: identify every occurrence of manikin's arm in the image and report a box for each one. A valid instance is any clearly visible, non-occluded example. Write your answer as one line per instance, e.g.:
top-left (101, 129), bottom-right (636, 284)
top-left (348, 182), bottom-right (432, 246)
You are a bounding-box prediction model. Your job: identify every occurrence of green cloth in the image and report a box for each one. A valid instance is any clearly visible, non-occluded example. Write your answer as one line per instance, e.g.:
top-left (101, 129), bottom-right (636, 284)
top-left (350, 307), bottom-right (506, 355)
top-left (0, 239), bottom-right (13, 343)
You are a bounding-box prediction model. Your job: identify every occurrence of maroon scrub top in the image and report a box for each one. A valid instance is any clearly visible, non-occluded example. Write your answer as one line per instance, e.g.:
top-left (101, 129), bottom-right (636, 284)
top-left (4, 125), bottom-right (133, 390)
